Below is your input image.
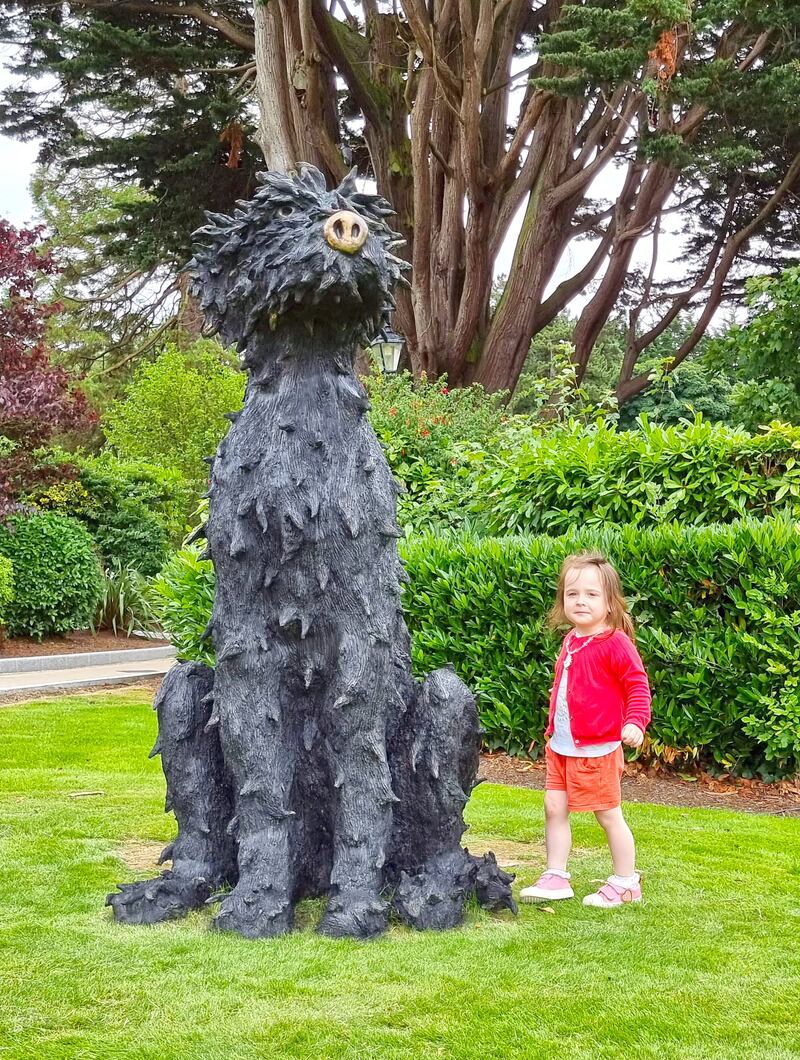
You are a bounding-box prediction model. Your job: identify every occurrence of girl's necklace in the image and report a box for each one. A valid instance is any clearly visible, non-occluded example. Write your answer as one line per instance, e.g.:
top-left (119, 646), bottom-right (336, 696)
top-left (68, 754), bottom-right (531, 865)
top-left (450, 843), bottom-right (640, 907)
top-left (563, 631), bottom-right (599, 670)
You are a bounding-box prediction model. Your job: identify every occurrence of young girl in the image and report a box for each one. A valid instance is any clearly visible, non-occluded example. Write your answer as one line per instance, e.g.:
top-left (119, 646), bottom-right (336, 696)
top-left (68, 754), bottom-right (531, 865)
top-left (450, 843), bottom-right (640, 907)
top-left (520, 552), bottom-right (651, 909)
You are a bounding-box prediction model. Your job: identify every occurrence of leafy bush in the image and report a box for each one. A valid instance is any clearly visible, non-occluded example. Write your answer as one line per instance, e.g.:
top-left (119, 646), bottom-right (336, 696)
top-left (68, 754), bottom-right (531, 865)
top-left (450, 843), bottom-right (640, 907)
top-left (94, 560), bottom-right (159, 637)
top-left (709, 265), bottom-right (800, 430)
top-left (103, 340), bottom-right (245, 487)
top-left (363, 368), bottom-right (509, 533)
top-left (0, 513), bottom-right (103, 638)
top-left (28, 450), bottom-right (192, 575)
top-left (617, 355), bottom-right (735, 429)
top-left (510, 334), bottom-right (618, 421)
top-left (0, 554), bottom-right (13, 631)
top-left (468, 417), bottom-right (800, 536)
top-left (151, 545), bottom-right (215, 666)
top-left (155, 518), bottom-right (800, 779)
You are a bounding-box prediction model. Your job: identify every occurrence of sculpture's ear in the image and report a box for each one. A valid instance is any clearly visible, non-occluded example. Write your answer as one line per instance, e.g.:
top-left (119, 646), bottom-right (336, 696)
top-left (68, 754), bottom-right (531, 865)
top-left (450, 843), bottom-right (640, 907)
top-left (297, 163), bottom-right (328, 193)
top-left (186, 210), bottom-right (243, 343)
top-left (337, 166), bottom-right (359, 197)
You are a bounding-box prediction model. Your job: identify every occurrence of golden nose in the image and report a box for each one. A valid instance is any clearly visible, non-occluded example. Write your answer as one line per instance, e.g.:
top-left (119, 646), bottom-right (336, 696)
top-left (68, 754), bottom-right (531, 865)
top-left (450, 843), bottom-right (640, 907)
top-left (324, 210), bottom-right (368, 254)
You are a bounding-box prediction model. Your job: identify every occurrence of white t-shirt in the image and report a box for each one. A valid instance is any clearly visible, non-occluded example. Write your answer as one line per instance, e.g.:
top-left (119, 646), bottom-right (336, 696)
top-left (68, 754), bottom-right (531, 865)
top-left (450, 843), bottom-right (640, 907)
top-left (549, 666), bottom-right (621, 758)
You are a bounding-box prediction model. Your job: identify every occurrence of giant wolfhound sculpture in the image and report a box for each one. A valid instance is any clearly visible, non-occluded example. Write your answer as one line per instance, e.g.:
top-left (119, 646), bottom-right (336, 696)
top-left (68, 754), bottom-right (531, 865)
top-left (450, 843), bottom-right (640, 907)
top-left (107, 165), bottom-right (516, 939)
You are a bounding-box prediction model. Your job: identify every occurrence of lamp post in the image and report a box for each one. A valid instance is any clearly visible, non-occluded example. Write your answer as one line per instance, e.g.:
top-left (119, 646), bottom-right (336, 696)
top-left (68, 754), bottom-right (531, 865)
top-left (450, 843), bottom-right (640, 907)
top-left (371, 324), bottom-right (405, 374)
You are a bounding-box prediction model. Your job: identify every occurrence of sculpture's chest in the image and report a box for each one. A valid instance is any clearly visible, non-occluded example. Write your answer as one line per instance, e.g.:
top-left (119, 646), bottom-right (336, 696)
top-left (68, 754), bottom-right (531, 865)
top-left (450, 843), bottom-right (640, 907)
top-left (206, 368), bottom-right (400, 607)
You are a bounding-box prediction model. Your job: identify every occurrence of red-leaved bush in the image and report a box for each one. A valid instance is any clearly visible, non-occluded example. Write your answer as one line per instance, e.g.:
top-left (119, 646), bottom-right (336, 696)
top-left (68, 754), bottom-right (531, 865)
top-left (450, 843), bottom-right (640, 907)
top-left (0, 220), bottom-right (94, 514)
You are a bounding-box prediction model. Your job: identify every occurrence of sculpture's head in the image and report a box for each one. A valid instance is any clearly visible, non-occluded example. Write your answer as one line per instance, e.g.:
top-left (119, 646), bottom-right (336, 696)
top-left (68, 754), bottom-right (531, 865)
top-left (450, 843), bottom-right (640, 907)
top-left (187, 164), bottom-right (407, 351)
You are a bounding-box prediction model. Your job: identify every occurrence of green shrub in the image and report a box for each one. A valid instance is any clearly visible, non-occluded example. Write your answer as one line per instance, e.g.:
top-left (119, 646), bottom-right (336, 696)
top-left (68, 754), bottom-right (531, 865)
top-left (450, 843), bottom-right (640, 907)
top-left (151, 545), bottom-right (215, 666)
top-left (29, 450), bottom-right (193, 575)
top-left (154, 518), bottom-right (800, 779)
top-left (94, 560), bottom-right (159, 637)
top-left (103, 340), bottom-right (245, 487)
top-left (0, 513), bottom-right (103, 638)
top-left (468, 417), bottom-right (800, 536)
top-left (0, 555), bottom-right (13, 631)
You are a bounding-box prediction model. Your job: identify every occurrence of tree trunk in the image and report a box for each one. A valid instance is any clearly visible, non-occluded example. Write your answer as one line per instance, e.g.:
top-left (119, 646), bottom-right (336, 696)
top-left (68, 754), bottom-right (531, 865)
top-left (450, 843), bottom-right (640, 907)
top-left (175, 271), bottom-right (206, 340)
top-left (472, 98), bottom-right (582, 392)
top-left (253, 1), bottom-right (298, 171)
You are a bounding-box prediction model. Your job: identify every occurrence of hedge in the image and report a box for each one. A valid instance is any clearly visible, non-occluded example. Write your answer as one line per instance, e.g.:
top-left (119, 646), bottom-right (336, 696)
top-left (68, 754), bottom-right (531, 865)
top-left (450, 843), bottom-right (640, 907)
top-left (465, 417), bottom-right (800, 536)
top-left (402, 519), bottom-right (800, 780)
top-left (153, 518), bottom-right (800, 780)
top-left (0, 513), bottom-right (104, 638)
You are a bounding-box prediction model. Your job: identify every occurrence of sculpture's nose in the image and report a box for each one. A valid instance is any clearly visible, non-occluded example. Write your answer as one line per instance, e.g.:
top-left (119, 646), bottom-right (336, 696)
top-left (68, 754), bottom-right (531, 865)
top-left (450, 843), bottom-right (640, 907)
top-left (324, 210), bottom-right (369, 254)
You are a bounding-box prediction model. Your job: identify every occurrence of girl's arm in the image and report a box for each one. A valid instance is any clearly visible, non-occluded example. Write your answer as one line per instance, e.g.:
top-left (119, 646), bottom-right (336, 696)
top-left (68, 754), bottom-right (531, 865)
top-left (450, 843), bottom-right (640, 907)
top-left (612, 635), bottom-right (651, 733)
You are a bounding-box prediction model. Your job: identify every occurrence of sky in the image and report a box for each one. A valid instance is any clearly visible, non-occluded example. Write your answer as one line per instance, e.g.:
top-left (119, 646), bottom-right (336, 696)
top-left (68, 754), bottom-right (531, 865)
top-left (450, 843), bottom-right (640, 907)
top-left (0, 137), bottom-right (40, 226)
top-left (0, 50), bottom-right (42, 226)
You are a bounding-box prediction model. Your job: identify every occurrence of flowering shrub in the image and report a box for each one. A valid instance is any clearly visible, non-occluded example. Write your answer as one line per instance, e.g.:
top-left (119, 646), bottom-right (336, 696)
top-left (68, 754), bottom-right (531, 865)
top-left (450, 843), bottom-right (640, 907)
top-left (363, 368), bottom-right (509, 533)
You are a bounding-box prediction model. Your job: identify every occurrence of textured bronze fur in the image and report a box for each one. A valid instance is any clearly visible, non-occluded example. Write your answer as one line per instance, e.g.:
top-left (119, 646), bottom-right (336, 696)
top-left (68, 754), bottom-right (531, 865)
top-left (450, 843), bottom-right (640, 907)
top-left (107, 165), bottom-right (516, 939)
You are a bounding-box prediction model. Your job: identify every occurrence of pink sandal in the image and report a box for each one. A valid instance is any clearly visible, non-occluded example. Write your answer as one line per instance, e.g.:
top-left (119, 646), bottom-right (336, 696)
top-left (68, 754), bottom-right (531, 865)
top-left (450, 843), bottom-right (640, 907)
top-left (582, 877), bottom-right (642, 908)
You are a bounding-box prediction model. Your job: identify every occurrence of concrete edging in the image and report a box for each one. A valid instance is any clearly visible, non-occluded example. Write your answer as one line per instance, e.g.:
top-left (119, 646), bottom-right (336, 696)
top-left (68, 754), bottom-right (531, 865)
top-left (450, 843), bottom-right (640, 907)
top-left (0, 646), bottom-right (175, 675)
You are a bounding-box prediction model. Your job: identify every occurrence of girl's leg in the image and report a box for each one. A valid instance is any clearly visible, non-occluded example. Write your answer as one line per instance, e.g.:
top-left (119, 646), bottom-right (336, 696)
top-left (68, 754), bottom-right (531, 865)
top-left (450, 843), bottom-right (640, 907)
top-left (544, 790), bottom-right (572, 871)
top-left (594, 806), bottom-right (636, 877)
top-left (520, 789), bottom-right (573, 901)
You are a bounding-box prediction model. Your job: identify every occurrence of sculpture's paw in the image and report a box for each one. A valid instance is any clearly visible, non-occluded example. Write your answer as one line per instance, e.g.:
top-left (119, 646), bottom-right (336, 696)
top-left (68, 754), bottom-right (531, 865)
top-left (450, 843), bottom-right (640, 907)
top-left (318, 893), bottom-right (388, 940)
top-left (393, 850), bottom-right (476, 931)
top-left (106, 870), bottom-right (210, 925)
top-left (472, 851), bottom-right (518, 914)
top-left (211, 887), bottom-right (293, 939)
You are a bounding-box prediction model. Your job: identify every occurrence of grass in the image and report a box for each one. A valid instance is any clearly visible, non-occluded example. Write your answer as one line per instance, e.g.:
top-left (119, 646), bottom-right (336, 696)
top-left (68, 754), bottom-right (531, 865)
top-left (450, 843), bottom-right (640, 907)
top-left (0, 691), bottom-right (798, 1060)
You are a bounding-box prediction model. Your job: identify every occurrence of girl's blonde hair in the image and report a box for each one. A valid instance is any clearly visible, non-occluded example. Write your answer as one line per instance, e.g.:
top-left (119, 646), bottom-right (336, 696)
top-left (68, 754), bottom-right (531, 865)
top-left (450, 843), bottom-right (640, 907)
top-left (547, 552), bottom-right (635, 639)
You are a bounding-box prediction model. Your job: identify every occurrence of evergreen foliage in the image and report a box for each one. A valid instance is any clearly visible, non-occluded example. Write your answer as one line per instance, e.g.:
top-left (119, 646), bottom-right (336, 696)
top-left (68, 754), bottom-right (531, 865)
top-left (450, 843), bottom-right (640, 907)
top-left (32, 171), bottom-right (178, 390)
top-left (0, 512), bottom-right (103, 638)
top-left (0, 4), bottom-right (259, 272)
top-left (709, 265), bottom-right (800, 430)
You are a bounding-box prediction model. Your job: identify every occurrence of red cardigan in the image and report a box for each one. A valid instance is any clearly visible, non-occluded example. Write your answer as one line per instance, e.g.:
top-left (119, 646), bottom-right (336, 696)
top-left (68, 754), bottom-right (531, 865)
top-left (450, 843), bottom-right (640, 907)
top-left (544, 628), bottom-right (652, 748)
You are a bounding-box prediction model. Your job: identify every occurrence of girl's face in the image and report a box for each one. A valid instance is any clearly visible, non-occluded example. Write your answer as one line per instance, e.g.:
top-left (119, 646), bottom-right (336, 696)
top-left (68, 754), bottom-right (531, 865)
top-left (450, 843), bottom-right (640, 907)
top-left (563, 565), bottom-right (610, 635)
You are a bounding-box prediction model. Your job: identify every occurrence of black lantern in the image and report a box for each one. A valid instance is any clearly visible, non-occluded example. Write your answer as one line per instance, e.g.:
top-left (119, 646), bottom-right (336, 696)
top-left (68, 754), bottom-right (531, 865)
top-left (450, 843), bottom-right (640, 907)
top-left (371, 324), bottom-right (405, 374)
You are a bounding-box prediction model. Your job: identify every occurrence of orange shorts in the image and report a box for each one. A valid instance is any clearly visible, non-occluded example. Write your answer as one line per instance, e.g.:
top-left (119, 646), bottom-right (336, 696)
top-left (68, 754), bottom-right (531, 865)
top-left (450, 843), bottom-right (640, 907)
top-left (544, 743), bottom-right (624, 812)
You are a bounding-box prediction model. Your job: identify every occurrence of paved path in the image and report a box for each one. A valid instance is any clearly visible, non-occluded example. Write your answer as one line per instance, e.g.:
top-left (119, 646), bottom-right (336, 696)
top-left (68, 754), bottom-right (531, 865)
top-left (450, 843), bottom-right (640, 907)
top-left (0, 646), bottom-right (175, 695)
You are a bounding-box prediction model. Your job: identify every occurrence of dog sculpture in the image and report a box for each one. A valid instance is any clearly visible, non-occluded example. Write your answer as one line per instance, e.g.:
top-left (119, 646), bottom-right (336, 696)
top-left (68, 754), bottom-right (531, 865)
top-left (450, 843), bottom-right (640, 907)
top-left (107, 165), bottom-right (516, 939)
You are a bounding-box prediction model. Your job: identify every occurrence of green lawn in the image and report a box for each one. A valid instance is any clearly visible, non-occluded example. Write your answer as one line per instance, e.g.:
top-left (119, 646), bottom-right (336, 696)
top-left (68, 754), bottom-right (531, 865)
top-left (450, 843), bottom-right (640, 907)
top-left (0, 692), bottom-right (798, 1060)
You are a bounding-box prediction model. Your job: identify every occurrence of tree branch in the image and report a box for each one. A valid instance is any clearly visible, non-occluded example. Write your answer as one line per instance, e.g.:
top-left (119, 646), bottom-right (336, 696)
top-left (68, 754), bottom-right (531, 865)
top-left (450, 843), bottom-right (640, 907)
top-left (619, 150), bottom-right (800, 401)
top-left (551, 90), bottom-right (638, 207)
top-left (45, 0), bottom-right (256, 51)
top-left (536, 217), bottom-right (619, 330)
top-left (400, 0), bottom-right (462, 102)
top-left (313, 3), bottom-right (385, 131)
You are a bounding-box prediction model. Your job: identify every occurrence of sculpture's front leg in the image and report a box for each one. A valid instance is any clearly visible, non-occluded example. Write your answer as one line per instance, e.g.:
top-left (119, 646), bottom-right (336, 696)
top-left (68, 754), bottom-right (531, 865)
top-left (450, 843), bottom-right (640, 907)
top-left (318, 637), bottom-right (394, 940)
top-left (212, 648), bottom-right (298, 939)
top-left (107, 662), bottom-right (237, 924)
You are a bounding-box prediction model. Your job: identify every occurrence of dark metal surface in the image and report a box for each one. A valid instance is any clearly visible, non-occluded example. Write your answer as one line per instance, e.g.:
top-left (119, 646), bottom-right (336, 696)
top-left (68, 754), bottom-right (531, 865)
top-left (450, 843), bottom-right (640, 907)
top-left (107, 165), bottom-right (516, 938)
